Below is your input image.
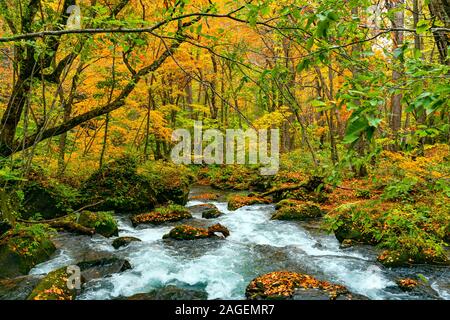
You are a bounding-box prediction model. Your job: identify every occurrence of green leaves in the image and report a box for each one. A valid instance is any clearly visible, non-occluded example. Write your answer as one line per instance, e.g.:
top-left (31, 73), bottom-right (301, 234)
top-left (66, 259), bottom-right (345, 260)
top-left (316, 10), bottom-right (339, 38)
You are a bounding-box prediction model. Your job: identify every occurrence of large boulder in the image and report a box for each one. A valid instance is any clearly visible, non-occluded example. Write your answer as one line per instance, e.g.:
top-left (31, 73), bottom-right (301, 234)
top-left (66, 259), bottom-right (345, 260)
top-left (19, 169), bottom-right (79, 220)
top-left (272, 200), bottom-right (324, 220)
top-left (227, 195), bottom-right (271, 211)
top-left (78, 211), bottom-right (118, 237)
top-left (0, 224), bottom-right (56, 279)
top-left (163, 223), bottom-right (230, 240)
top-left (80, 157), bottom-right (191, 212)
top-left (27, 267), bottom-right (77, 300)
top-left (246, 271), bottom-right (357, 300)
top-left (131, 204), bottom-right (192, 226)
top-left (28, 257), bottom-right (132, 300)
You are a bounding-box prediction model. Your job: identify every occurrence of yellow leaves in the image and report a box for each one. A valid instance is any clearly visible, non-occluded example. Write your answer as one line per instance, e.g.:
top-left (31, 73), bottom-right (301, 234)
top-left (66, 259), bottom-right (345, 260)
top-left (253, 106), bottom-right (292, 129)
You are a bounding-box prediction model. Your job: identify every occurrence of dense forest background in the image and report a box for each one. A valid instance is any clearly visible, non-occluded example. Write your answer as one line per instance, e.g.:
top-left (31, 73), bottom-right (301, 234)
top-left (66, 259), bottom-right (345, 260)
top-left (0, 0), bottom-right (449, 301)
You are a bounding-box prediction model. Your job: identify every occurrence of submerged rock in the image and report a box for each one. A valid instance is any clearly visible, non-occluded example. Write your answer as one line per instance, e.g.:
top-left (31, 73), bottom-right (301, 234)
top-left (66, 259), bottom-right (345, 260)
top-left (227, 195), bottom-right (271, 211)
top-left (126, 285), bottom-right (208, 300)
top-left (272, 200), bottom-right (324, 221)
top-left (112, 236), bottom-right (141, 249)
top-left (189, 204), bottom-right (223, 219)
top-left (163, 223), bottom-right (230, 240)
top-left (78, 210), bottom-right (118, 237)
top-left (77, 257), bottom-right (132, 282)
top-left (131, 204), bottom-right (192, 226)
top-left (246, 271), bottom-right (357, 300)
top-left (0, 225), bottom-right (56, 279)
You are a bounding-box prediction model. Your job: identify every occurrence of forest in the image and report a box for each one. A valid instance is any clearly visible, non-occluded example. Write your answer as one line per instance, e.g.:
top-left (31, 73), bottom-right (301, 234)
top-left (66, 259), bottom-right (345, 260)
top-left (0, 0), bottom-right (449, 301)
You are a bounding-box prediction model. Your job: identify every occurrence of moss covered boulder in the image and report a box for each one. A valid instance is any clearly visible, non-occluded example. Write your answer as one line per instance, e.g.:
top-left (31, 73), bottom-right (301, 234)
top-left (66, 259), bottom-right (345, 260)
top-left (28, 257), bottom-right (132, 300)
top-left (112, 236), bottom-right (141, 249)
top-left (245, 271), bottom-right (351, 300)
top-left (78, 211), bottom-right (118, 237)
top-left (227, 195), bottom-right (271, 211)
top-left (19, 169), bottom-right (80, 220)
top-left (377, 249), bottom-right (449, 268)
top-left (80, 157), bottom-right (191, 213)
top-left (0, 224), bottom-right (56, 279)
top-left (27, 267), bottom-right (76, 300)
top-left (131, 204), bottom-right (192, 226)
top-left (163, 223), bottom-right (230, 240)
top-left (272, 200), bottom-right (324, 220)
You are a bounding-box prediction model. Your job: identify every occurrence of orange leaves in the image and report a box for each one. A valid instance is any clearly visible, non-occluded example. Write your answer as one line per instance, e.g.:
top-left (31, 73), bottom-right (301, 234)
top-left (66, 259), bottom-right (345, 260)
top-left (246, 271), bottom-right (348, 300)
top-left (227, 195), bottom-right (271, 211)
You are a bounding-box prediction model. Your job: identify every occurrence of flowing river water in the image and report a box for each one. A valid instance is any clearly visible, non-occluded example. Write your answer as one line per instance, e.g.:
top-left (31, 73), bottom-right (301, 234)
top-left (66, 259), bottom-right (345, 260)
top-left (30, 187), bottom-right (450, 300)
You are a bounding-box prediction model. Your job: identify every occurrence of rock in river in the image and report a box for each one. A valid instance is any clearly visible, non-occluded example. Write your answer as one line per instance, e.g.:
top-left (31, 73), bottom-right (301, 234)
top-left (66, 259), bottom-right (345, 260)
top-left (112, 236), bottom-right (141, 249)
top-left (246, 271), bottom-right (365, 300)
top-left (163, 223), bottom-right (230, 240)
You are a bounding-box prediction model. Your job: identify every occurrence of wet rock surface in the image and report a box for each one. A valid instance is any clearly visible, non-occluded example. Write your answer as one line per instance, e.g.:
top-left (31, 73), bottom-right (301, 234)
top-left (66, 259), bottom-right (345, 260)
top-left (126, 285), bottom-right (208, 300)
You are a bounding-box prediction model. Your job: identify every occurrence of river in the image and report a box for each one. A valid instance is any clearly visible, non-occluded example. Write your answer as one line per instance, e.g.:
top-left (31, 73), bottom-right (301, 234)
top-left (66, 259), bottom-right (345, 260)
top-left (29, 187), bottom-right (450, 300)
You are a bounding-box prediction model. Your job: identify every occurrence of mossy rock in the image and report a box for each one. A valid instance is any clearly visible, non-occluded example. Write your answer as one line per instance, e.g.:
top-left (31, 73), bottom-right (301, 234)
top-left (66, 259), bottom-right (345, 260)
top-left (332, 212), bottom-right (380, 245)
top-left (130, 204), bottom-right (192, 226)
top-left (27, 267), bottom-right (76, 300)
top-left (112, 236), bottom-right (141, 249)
top-left (245, 271), bottom-right (351, 300)
top-left (272, 201), bottom-right (324, 220)
top-left (139, 160), bottom-right (193, 205)
top-left (227, 195), bottom-right (271, 211)
top-left (163, 223), bottom-right (230, 241)
top-left (19, 169), bottom-right (80, 220)
top-left (0, 224), bottom-right (56, 279)
top-left (28, 257), bottom-right (132, 300)
top-left (200, 204), bottom-right (223, 219)
top-left (80, 157), bottom-right (191, 212)
top-left (80, 156), bottom-right (158, 212)
top-left (78, 211), bottom-right (118, 237)
top-left (377, 249), bottom-right (450, 268)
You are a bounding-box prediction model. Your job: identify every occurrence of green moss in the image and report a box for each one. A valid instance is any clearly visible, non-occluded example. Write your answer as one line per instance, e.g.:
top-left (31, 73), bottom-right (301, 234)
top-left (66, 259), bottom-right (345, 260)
top-left (131, 204), bottom-right (192, 226)
top-left (378, 249), bottom-right (449, 268)
top-left (27, 267), bottom-right (76, 300)
top-left (80, 157), bottom-right (191, 212)
top-left (0, 224), bottom-right (56, 279)
top-left (272, 201), bottom-right (323, 220)
top-left (78, 211), bottom-right (118, 237)
top-left (163, 225), bottom-right (210, 240)
top-left (163, 223), bottom-right (230, 241)
top-left (19, 169), bottom-right (80, 220)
